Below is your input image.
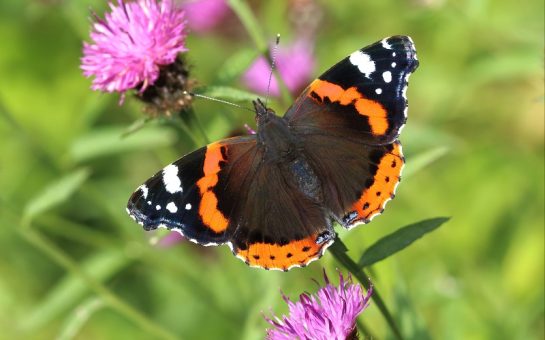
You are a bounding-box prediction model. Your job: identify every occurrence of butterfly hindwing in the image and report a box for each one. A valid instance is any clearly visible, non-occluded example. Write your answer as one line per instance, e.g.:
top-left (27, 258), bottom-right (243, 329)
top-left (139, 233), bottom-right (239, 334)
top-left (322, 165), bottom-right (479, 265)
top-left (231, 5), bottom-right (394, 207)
top-left (341, 140), bottom-right (404, 228)
top-left (295, 134), bottom-right (404, 228)
top-left (288, 131), bottom-right (404, 227)
top-left (226, 158), bottom-right (335, 271)
top-left (128, 134), bottom-right (336, 270)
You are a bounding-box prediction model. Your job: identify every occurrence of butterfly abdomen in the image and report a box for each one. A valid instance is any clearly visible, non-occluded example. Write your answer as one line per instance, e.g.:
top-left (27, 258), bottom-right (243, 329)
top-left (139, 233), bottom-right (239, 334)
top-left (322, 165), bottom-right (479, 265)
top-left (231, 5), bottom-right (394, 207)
top-left (288, 157), bottom-right (323, 202)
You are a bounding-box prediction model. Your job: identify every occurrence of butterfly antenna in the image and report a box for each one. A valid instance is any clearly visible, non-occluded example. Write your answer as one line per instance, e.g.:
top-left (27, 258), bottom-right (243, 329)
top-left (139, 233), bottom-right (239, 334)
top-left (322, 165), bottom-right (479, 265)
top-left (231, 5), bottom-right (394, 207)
top-left (184, 91), bottom-right (255, 113)
top-left (264, 34), bottom-right (281, 108)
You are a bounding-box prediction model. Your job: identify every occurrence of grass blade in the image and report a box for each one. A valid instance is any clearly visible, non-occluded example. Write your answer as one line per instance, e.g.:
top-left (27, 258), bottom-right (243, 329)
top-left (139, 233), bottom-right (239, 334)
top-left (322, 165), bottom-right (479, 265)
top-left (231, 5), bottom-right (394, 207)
top-left (23, 168), bottom-right (90, 223)
top-left (20, 229), bottom-right (180, 340)
top-left (69, 126), bottom-right (176, 163)
top-left (403, 146), bottom-right (449, 178)
top-left (56, 297), bottom-right (105, 340)
top-left (22, 248), bottom-right (129, 332)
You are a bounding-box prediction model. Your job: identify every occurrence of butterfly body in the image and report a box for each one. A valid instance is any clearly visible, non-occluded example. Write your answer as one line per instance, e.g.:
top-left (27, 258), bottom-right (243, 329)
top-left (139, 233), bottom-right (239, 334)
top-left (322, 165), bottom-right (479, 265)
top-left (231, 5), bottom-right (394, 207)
top-left (254, 100), bottom-right (296, 161)
top-left (127, 36), bottom-right (419, 271)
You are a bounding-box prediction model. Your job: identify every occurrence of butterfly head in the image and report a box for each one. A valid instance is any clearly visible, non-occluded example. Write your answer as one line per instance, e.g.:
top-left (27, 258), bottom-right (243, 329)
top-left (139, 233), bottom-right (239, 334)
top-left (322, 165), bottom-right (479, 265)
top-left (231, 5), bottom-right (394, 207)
top-left (253, 97), bottom-right (283, 133)
top-left (252, 98), bottom-right (296, 157)
top-left (253, 98), bottom-right (276, 121)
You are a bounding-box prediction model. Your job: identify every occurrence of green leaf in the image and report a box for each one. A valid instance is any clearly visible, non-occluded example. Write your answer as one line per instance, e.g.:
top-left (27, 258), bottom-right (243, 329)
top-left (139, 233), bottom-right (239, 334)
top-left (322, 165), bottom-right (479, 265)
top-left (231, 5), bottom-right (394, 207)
top-left (69, 126), bottom-right (176, 162)
top-left (121, 117), bottom-right (152, 138)
top-left (215, 49), bottom-right (259, 84)
top-left (358, 217), bottom-right (450, 268)
top-left (194, 86), bottom-right (258, 102)
top-left (23, 168), bottom-right (90, 223)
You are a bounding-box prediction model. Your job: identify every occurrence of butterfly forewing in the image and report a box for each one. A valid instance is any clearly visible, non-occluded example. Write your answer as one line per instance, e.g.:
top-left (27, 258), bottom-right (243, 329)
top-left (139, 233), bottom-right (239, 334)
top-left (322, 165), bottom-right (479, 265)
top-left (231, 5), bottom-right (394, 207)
top-left (285, 36), bottom-right (417, 228)
top-left (285, 35), bottom-right (418, 145)
top-left (127, 136), bottom-right (257, 245)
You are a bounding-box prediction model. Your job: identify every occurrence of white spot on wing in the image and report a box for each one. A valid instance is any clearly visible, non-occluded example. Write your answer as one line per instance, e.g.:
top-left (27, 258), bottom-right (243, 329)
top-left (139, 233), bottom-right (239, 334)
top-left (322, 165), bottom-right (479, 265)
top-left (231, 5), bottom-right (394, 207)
top-left (381, 38), bottom-right (392, 49)
top-left (139, 185), bottom-right (148, 199)
top-left (162, 164), bottom-right (183, 194)
top-left (391, 62), bottom-right (397, 68)
top-left (166, 202), bottom-right (178, 213)
top-left (402, 67), bottom-right (414, 102)
top-left (156, 205), bottom-right (161, 210)
top-left (407, 36), bottom-right (418, 61)
top-left (375, 88), bottom-right (382, 95)
top-left (382, 71), bottom-right (392, 83)
top-left (349, 51), bottom-right (375, 78)
top-left (185, 203), bottom-right (192, 210)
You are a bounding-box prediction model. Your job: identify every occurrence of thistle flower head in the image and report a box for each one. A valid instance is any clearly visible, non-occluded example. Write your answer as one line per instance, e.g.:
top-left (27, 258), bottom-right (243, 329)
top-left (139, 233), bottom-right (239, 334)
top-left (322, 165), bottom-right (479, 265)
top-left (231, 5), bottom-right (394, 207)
top-left (81, 0), bottom-right (188, 95)
top-left (265, 271), bottom-right (372, 340)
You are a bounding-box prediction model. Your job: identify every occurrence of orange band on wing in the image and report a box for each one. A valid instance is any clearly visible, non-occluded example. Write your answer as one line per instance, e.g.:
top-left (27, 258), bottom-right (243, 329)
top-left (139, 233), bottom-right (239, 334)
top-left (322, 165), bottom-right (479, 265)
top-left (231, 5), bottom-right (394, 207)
top-left (352, 142), bottom-right (403, 221)
top-left (236, 234), bottom-right (331, 271)
top-left (196, 142), bottom-right (229, 233)
top-left (309, 79), bottom-right (388, 135)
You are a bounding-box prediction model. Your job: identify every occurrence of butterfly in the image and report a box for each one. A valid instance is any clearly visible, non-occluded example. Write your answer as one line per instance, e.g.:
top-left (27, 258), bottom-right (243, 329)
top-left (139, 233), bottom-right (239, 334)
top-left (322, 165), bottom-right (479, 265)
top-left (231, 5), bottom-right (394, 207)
top-left (127, 36), bottom-right (419, 271)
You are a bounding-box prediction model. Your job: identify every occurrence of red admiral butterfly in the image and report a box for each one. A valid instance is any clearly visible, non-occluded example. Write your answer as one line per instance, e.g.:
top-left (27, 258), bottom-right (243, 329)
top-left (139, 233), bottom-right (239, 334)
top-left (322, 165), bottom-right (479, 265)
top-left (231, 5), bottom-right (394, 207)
top-left (127, 36), bottom-right (419, 271)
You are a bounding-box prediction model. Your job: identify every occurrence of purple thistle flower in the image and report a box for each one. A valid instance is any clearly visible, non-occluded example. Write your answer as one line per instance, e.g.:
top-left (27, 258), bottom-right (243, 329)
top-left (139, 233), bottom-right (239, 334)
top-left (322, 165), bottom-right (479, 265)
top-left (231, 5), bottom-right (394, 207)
top-left (242, 39), bottom-right (315, 97)
top-left (81, 0), bottom-right (187, 96)
top-left (157, 230), bottom-right (185, 247)
top-left (181, 0), bottom-right (230, 33)
top-left (265, 271), bottom-right (372, 340)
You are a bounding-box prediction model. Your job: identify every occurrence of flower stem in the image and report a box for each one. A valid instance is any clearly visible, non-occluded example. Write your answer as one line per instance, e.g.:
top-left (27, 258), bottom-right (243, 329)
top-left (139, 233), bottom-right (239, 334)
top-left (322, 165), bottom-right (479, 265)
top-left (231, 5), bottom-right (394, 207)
top-left (168, 115), bottom-right (203, 147)
top-left (226, 0), bottom-right (292, 106)
top-left (57, 297), bottom-right (105, 340)
top-left (329, 240), bottom-right (404, 340)
top-left (185, 108), bottom-right (210, 144)
top-left (356, 319), bottom-right (376, 340)
top-left (226, 0), bottom-right (267, 53)
top-left (20, 228), bottom-right (180, 340)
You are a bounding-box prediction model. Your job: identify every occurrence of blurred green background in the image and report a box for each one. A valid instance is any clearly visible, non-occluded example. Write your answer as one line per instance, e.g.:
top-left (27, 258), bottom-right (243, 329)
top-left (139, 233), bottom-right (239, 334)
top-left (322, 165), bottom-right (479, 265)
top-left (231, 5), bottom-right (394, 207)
top-left (0, 0), bottom-right (543, 339)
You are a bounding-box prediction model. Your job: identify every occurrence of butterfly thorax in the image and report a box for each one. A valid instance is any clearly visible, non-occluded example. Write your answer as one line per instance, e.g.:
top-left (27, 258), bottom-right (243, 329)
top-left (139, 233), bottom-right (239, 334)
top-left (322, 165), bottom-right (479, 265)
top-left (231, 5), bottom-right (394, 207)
top-left (254, 99), bottom-right (298, 163)
top-left (253, 99), bottom-right (323, 202)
